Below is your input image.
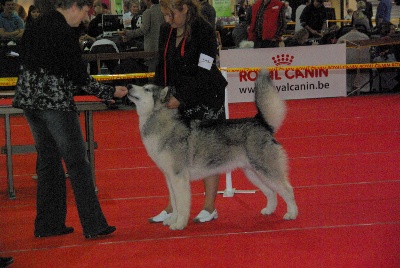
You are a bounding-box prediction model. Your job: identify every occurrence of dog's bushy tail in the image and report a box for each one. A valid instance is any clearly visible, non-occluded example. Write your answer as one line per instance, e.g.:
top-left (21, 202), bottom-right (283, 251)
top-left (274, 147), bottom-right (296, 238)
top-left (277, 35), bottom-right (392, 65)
top-left (255, 70), bottom-right (286, 132)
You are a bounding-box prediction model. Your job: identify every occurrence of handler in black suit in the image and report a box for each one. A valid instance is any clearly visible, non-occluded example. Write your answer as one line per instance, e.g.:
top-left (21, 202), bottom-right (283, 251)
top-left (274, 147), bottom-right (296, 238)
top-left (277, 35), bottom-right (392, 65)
top-left (150, 0), bottom-right (227, 223)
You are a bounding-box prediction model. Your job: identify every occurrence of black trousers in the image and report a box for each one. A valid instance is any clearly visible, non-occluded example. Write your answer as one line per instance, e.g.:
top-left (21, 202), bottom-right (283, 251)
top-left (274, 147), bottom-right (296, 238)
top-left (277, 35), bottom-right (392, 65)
top-left (24, 109), bottom-right (109, 237)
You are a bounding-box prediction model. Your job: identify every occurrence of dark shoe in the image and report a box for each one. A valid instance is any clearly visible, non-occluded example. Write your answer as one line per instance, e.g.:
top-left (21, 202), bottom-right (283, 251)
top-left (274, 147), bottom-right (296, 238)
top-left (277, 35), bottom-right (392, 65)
top-left (85, 226), bottom-right (116, 239)
top-left (34, 226), bottom-right (74, 238)
top-left (0, 257), bottom-right (14, 267)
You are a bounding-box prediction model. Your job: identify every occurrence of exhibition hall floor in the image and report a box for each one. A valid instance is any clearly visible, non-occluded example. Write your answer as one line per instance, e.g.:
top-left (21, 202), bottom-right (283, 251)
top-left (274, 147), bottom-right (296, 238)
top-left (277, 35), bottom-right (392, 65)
top-left (0, 94), bottom-right (399, 267)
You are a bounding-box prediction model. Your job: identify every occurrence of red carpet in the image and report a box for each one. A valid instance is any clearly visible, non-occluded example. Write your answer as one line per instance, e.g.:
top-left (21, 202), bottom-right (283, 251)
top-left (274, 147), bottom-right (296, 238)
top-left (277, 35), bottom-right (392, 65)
top-left (0, 94), bottom-right (399, 267)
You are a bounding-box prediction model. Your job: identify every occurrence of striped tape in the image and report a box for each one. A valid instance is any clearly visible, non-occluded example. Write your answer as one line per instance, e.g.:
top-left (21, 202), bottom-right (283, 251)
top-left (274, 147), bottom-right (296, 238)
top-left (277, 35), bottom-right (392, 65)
top-left (221, 62), bottom-right (400, 72)
top-left (91, 72), bottom-right (155, 82)
top-left (1, 63), bottom-right (399, 87)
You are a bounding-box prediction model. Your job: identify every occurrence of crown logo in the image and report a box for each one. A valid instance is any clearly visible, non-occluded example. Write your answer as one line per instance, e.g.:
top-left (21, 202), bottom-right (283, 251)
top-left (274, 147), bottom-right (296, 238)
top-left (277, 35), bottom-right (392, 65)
top-left (272, 54), bottom-right (294, 66)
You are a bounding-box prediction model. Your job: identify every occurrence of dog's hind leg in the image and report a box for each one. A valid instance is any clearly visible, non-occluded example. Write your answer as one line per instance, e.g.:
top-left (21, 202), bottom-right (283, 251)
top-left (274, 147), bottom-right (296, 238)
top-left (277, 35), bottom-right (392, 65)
top-left (243, 168), bottom-right (277, 215)
top-left (250, 147), bottom-right (298, 220)
top-left (258, 170), bottom-right (298, 220)
top-left (272, 179), bottom-right (298, 220)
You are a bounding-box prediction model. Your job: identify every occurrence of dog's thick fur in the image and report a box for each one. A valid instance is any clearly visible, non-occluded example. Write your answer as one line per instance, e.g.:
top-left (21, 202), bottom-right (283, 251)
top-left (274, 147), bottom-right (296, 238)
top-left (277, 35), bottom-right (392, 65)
top-left (128, 70), bottom-right (298, 230)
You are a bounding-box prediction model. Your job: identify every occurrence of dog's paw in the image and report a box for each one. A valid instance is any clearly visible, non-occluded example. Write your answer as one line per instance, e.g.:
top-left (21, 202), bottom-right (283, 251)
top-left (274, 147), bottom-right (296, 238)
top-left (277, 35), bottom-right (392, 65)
top-left (163, 214), bottom-right (178, 226)
top-left (260, 207), bottom-right (275, 215)
top-left (169, 222), bottom-right (187, 230)
top-left (283, 204), bottom-right (298, 220)
top-left (169, 216), bottom-right (188, 230)
top-left (283, 212), bottom-right (297, 220)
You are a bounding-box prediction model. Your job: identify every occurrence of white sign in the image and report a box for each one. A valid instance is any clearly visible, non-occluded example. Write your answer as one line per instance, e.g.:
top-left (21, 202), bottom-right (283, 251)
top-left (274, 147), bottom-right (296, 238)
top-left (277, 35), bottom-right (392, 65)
top-left (220, 44), bottom-right (347, 102)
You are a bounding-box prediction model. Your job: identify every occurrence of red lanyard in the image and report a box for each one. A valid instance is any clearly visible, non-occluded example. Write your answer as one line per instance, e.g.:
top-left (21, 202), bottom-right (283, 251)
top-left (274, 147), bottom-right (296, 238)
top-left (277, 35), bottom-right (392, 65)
top-left (163, 27), bottom-right (186, 86)
top-left (180, 35), bottom-right (186, 57)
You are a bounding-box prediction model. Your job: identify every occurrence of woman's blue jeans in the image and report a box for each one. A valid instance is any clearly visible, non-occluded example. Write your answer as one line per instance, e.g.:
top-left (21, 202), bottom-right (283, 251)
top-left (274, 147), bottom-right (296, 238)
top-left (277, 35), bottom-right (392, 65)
top-left (24, 109), bottom-right (109, 236)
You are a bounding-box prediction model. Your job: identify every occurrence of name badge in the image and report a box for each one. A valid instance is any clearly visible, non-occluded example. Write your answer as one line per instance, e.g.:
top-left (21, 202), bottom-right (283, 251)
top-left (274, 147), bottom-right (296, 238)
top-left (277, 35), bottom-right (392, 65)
top-left (198, 53), bottom-right (213, 70)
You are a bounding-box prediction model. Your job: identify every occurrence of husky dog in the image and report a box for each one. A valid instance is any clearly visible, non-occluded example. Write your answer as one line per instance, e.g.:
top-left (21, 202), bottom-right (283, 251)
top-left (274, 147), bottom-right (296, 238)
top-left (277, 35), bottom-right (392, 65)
top-left (127, 70), bottom-right (298, 230)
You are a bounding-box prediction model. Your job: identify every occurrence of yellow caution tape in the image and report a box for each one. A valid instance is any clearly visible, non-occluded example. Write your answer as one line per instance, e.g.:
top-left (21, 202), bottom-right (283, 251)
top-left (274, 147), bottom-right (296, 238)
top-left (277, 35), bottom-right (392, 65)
top-left (92, 72), bottom-right (155, 81)
top-left (1, 63), bottom-right (399, 87)
top-left (221, 62), bottom-right (400, 72)
top-left (0, 77), bottom-right (18, 87)
top-left (0, 72), bottom-right (155, 87)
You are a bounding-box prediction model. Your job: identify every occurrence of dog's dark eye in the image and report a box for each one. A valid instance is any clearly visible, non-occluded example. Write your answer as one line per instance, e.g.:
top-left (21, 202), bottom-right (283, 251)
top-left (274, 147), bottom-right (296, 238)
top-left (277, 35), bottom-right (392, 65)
top-left (144, 87), bottom-right (151, 92)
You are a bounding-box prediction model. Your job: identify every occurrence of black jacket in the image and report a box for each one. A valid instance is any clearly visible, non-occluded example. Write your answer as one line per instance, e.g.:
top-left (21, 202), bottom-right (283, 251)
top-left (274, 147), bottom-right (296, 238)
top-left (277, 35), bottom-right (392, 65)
top-left (88, 14), bottom-right (103, 38)
top-left (13, 10), bottom-right (114, 111)
top-left (154, 18), bottom-right (227, 112)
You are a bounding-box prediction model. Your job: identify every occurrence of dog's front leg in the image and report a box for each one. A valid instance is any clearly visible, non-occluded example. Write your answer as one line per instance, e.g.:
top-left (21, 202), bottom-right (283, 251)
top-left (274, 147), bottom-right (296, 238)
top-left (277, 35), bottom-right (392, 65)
top-left (162, 173), bottom-right (178, 227)
top-left (167, 171), bottom-right (191, 230)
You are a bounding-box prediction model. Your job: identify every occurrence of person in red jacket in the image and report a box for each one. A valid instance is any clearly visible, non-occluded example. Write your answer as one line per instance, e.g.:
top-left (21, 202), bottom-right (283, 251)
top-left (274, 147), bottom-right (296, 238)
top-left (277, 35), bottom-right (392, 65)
top-left (248, 0), bottom-right (286, 48)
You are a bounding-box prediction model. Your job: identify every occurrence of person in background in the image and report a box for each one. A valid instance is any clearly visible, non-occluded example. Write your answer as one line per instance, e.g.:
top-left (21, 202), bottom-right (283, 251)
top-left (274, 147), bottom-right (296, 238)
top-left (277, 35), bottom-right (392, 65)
top-left (101, 2), bottom-right (110, 14)
top-left (88, 0), bottom-right (106, 38)
top-left (375, 0), bottom-right (391, 27)
top-left (284, 28), bottom-right (309, 46)
top-left (15, 1), bottom-right (26, 20)
top-left (284, 1), bottom-right (292, 21)
top-left (199, 0), bottom-right (215, 29)
top-left (122, 0), bottom-right (133, 28)
top-left (199, 0), bottom-right (217, 55)
top-left (343, 8), bottom-right (353, 23)
top-left (12, 0), bottom-right (128, 239)
top-left (299, 0), bottom-right (327, 38)
top-left (130, 0), bottom-right (143, 30)
top-left (233, 0), bottom-right (250, 47)
top-left (237, 0), bottom-right (246, 22)
top-left (120, 0), bottom-right (164, 73)
top-left (356, 0), bottom-right (372, 28)
top-left (294, 0), bottom-right (310, 31)
top-left (336, 25), bottom-right (370, 93)
top-left (150, 0), bottom-right (228, 224)
top-left (25, 5), bottom-right (40, 26)
top-left (91, 0), bottom-right (102, 17)
top-left (319, 24), bottom-right (340, 44)
top-left (0, 0), bottom-right (24, 40)
top-left (248, 0), bottom-right (286, 48)
top-left (78, 17), bottom-right (96, 49)
top-left (372, 22), bottom-right (398, 91)
top-left (125, 0), bottom-right (144, 49)
top-left (351, 0), bottom-right (370, 31)
top-left (232, 11), bottom-right (249, 47)
top-left (336, 25), bottom-right (369, 44)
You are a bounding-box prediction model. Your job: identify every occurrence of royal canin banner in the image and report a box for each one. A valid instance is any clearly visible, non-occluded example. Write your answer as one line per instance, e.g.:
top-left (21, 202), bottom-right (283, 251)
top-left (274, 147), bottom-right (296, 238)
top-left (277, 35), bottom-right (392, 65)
top-left (220, 44), bottom-right (347, 102)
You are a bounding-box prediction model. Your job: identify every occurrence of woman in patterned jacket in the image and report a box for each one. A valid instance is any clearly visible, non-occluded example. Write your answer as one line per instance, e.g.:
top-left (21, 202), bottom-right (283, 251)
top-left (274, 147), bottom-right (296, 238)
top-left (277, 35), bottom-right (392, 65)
top-left (12, 0), bottom-right (127, 239)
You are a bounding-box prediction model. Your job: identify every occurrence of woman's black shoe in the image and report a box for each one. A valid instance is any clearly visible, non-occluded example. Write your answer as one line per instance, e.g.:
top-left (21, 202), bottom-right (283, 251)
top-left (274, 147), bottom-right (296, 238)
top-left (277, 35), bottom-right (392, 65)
top-left (34, 227), bottom-right (74, 238)
top-left (85, 226), bottom-right (116, 239)
top-left (0, 257), bottom-right (14, 267)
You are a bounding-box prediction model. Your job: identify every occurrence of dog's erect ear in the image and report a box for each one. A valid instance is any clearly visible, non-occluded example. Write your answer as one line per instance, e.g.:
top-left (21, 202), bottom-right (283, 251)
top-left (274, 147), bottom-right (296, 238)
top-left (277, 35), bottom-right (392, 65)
top-left (160, 87), bottom-right (170, 104)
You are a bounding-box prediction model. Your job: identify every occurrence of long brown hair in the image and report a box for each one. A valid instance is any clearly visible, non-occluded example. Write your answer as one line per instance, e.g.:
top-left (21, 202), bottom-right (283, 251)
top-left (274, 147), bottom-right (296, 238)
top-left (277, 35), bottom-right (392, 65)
top-left (160, 0), bottom-right (202, 40)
